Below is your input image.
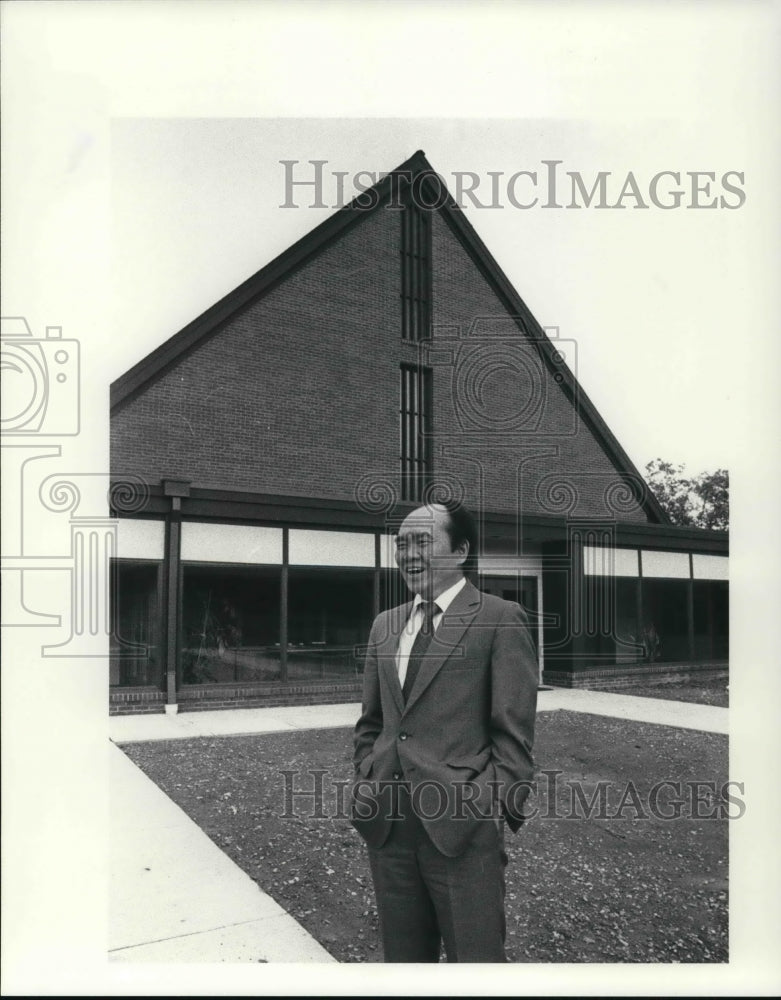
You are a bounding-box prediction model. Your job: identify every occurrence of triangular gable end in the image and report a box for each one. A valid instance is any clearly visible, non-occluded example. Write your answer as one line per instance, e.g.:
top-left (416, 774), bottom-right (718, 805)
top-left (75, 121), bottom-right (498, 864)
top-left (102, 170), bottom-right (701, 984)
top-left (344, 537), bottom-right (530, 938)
top-left (407, 160), bottom-right (669, 526)
top-left (110, 150), bottom-right (669, 525)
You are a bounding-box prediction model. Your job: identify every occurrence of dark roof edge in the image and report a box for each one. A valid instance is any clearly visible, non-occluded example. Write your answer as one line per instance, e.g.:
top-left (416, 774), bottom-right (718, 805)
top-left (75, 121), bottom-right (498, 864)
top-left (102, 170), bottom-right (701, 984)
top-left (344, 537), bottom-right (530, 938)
top-left (427, 169), bottom-right (670, 526)
top-left (109, 480), bottom-right (727, 551)
top-left (110, 148), bottom-right (669, 526)
top-left (110, 150), bottom-right (430, 411)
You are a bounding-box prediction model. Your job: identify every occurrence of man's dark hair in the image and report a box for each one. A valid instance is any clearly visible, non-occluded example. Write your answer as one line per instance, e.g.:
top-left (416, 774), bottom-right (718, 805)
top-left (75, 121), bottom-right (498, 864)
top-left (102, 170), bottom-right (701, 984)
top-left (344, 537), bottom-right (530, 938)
top-left (441, 501), bottom-right (479, 574)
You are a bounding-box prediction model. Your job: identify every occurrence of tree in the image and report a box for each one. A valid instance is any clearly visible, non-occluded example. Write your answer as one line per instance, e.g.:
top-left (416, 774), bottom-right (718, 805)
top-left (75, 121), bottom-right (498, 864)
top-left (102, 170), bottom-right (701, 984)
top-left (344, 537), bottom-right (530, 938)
top-left (644, 460), bottom-right (729, 531)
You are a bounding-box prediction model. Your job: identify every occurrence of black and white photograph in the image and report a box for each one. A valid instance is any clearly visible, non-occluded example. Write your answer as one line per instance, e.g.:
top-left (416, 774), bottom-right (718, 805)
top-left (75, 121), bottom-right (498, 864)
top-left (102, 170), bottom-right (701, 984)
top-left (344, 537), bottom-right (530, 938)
top-left (2, 1), bottom-right (780, 995)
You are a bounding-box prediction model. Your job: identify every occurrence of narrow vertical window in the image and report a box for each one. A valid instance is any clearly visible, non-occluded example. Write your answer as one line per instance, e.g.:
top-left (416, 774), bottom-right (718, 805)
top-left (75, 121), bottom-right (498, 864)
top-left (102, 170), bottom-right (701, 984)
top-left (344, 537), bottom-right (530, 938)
top-left (400, 364), bottom-right (432, 502)
top-left (400, 199), bottom-right (432, 341)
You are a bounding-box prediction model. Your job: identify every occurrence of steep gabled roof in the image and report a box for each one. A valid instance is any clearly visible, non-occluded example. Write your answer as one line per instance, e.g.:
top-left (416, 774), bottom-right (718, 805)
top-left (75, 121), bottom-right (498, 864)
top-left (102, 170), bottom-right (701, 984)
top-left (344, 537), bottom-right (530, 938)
top-left (110, 150), bottom-right (670, 524)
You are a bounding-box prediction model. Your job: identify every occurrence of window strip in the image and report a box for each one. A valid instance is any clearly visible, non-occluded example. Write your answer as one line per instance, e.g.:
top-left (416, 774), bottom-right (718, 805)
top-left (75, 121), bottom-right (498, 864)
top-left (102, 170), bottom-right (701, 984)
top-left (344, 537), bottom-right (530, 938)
top-left (400, 364), bottom-right (432, 501)
top-left (401, 199), bottom-right (431, 342)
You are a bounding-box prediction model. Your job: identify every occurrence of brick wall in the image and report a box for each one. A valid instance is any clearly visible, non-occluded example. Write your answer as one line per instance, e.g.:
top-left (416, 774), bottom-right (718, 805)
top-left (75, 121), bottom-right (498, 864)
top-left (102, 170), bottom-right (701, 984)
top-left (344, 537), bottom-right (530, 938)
top-left (112, 207), bottom-right (403, 501)
top-left (109, 688), bottom-right (165, 715)
top-left (112, 202), bottom-right (650, 523)
top-left (178, 681), bottom-right (362, 711)
top-left (109, 682), bottom-right (363, 714)
top-left (544, 662), bottom-right (728, 690)
top-left (431, 212), bottom-right (649, 522)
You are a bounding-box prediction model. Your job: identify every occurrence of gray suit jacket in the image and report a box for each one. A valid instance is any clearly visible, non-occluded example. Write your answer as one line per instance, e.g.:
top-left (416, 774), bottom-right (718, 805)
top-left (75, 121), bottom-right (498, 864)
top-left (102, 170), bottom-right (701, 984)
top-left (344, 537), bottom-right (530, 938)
top-left (351, 580), bottom-right (538, 857)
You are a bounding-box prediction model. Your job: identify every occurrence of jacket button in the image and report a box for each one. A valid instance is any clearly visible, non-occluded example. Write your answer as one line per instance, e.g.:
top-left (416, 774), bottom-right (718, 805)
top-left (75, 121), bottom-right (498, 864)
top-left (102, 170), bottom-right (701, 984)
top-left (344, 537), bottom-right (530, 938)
top-left (393, 772), bottom-right (402, 780)
top-left (399, 732), bottom-right (408, 740)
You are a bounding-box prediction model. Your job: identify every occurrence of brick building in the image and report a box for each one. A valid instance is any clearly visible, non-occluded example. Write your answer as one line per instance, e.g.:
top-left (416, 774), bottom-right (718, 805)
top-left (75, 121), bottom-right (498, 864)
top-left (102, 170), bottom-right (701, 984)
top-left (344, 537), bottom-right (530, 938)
top-left (109, 151), bottom-right (728, 715)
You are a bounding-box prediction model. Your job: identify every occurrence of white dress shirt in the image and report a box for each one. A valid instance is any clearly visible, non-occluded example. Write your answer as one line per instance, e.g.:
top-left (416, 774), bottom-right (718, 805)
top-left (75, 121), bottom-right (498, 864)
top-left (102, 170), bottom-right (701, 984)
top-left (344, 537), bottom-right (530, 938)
top-left (396, 577), bottom-right (467, 688)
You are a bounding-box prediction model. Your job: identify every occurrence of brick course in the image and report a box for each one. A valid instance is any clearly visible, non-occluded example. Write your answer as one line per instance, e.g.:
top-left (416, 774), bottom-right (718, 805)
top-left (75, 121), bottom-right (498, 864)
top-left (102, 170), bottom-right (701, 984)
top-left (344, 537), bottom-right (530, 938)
top-left (109, 682), bottom-right (362, 715)
top-left (544, 662), bottom-right (728, 690)
top-left (112, 208), bottom-right (402, 501)
top-left (112, 202), bottom-right (650, 523)
top-left (430, 211), bottom-right (649, 522)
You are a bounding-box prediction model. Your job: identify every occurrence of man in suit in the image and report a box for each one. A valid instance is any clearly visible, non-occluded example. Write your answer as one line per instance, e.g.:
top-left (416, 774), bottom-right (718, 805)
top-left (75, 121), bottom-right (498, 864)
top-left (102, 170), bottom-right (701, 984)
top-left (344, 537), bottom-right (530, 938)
top-left (351, 501), bottom-right (539, 962)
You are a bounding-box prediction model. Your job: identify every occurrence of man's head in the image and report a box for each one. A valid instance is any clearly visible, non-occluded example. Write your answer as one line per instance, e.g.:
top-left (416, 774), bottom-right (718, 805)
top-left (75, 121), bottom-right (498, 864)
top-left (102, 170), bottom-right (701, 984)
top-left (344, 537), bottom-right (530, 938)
top-left (394, 502), bottom-right (478, 599)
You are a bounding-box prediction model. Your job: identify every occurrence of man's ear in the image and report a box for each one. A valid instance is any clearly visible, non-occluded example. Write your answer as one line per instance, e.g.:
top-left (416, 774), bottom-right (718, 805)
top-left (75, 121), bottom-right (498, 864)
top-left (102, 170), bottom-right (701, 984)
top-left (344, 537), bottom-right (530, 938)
top-left (454, 540), bottom-right (469, 566)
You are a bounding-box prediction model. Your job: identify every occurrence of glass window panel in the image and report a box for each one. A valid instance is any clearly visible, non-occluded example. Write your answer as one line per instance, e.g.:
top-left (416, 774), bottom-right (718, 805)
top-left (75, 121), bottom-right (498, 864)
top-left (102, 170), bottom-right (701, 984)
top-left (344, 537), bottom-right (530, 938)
top-left (288, 529), bottom-right (374, 567)
top-left (641, 550), bottom-right (690, 579)
top-left (181, 565), bottom-right (281, 684)
top-left (401, 201), bottom-right (431, 342)
top-left (116, 519), bottom-right (165, 560)
top-left (400, 365), bottom-right (432, 502)
top-left (641, 578), bottom-right (690, 662)
top-left (576, 572), bottom-right (635, 664)
top-left (287, 567), bottom-right (375, 681)
top-left (693, 580), bottom-right (729, 660)
top-left (583, 545), bottom-right (639, 577)
top-left (110, 560), bottom-right (162, 687)
top-left (692, 554), bottom-right (729, 580)
top-left (380, 567), bottom-right (407, 612)
top-left (379, 534), bottom-right (398, 570)
top-left (181, 523), bottom-right (282, 564)
top-left (614, 577), bottom-right (643, 664)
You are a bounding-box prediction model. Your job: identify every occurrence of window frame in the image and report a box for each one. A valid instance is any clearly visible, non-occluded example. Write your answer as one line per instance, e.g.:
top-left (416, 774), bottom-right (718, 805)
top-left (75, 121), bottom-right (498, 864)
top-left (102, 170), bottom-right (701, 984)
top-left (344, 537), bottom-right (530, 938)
top-left (400, 363), bottom-right (433, 502)
top-left (400, 198), bottom-right (432, 342)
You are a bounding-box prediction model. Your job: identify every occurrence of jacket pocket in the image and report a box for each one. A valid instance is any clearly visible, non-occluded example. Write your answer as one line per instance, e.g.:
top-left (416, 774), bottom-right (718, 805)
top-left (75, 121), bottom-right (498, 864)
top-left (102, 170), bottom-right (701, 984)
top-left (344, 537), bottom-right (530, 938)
top-left (447, 749), bottom-right (491, 774)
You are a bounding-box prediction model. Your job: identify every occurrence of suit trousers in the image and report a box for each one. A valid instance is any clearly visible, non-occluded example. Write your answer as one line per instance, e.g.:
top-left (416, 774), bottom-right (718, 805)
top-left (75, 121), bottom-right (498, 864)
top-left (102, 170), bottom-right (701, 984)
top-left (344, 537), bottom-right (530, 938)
top-left (367, 783), bottom-right (508, 962)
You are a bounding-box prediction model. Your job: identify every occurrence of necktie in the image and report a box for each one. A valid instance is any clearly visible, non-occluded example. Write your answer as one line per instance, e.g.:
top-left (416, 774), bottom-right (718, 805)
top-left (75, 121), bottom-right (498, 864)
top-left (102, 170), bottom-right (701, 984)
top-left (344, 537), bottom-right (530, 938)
top-left (402, 601), bottom-right (440, 703)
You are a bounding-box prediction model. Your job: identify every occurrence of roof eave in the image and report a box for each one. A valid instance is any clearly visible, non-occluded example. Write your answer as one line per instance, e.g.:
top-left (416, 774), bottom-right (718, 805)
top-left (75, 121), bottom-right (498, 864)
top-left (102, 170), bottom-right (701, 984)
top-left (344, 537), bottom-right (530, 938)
top-left (110, 150), bottom-right (430, 412)
top-left (110, 149), bottom-right (673, 527)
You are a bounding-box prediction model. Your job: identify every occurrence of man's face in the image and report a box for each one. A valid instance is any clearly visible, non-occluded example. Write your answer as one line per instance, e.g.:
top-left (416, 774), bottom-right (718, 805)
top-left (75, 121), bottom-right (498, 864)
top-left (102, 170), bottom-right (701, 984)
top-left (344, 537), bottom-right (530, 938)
top-left (394, 504), bottom-right (468, 599)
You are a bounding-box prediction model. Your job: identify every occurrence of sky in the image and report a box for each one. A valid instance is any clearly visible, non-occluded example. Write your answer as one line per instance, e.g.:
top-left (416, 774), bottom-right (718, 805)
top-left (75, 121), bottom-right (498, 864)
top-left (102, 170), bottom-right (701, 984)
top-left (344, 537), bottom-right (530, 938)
top-left (108, 114), bottom-right (752, 476)
top-left (2, 2), bottom-right (780, 996)
top-left (4, 3), bottom-right (779, 482)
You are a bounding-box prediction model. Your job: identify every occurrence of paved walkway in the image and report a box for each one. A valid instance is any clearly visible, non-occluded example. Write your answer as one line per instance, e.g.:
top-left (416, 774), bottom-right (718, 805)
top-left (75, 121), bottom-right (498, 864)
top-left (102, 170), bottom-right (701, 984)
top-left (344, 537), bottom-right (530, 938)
top-left (109, 688), bottom-right (727, 745)
top-left (109, 742), bottom-right (334, 963)
top-left (109, 690), bottom-right (728, 963)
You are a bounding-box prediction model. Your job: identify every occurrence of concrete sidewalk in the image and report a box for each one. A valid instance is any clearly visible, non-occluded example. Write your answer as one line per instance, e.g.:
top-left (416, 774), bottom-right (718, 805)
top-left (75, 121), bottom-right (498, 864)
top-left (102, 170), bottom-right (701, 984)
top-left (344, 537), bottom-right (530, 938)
top-left (109, 687), bottom-right (728, 744)
top-left (109, 689), bottom-right (728, 963)
top-left (539, 686), bottom-right (728, 735)
top-left (109, 742), bottom-right (334, 962)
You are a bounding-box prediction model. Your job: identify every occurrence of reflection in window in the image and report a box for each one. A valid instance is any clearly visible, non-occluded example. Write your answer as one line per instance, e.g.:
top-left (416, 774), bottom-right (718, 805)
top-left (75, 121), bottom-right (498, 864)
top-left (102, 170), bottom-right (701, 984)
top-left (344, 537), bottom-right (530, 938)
top-left (614, 577), bottom-right (643, 664)
top-left (288, 567), bottom-right (374, 680)
top-left (182, 565), bottom-right (281, 684)
top-left (110, 560), bottom-right (162, 687)
top-left (693, 580), bottom-right (728, 660)
top-left (380, 567), bottom-right (407, 613)
top-left (401, 197), bottom-right (432, 342)
top-left (641, 578), bottom-right (690, 663)
top-left (576, 574), bottom-right (643, 665)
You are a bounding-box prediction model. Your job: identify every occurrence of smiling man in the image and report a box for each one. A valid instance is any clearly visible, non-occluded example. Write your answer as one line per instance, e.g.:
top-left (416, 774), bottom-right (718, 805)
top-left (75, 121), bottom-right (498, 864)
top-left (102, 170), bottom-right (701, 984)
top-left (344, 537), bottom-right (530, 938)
top-left (351, 501), bottom-right (539, 963)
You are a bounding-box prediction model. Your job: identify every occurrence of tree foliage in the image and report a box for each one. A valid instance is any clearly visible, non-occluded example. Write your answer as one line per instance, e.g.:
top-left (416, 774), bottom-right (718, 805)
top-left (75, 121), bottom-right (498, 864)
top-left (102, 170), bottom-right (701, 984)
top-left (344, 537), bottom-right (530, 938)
top-left (644, 460), bottom-right (729, 531)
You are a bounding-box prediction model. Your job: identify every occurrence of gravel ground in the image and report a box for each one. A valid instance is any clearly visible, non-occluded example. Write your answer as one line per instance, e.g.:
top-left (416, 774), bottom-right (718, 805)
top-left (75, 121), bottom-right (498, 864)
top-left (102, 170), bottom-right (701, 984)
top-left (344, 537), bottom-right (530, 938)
top-left (583, 674), bottom-right (729, 708)
top-left (121, 709), bottom-right (729, 964)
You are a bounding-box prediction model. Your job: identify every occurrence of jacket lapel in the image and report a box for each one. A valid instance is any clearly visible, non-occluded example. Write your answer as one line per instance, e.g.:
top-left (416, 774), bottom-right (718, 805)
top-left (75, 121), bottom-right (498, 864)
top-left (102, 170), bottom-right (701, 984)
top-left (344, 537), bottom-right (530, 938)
top-left (402, 580), bottom-right (481, 714)
top-left (378, 601), bottom-right (410, 715)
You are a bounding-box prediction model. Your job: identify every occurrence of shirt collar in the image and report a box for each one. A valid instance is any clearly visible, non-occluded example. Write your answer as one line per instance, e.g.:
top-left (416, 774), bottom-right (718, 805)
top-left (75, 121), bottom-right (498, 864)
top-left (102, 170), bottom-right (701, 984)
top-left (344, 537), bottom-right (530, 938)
top-left (411, 576), bottom-right (467, 616)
